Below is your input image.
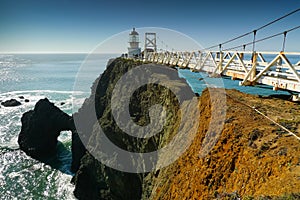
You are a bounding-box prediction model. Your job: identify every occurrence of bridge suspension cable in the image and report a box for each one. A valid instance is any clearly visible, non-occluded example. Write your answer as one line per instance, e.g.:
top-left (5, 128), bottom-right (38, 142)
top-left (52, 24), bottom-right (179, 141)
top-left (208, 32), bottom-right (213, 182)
top-left (222, 25), bottom-right (300, 51)
top-left (204, 8), bottom-right (300, 50)
top-left (156, 35), bottom-right (177, 52)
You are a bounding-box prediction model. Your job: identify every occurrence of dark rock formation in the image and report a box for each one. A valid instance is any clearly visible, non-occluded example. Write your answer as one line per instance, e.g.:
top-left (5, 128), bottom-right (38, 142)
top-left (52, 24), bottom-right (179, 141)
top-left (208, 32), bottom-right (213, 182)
top-left (25, 99), bottom-right (30, 103)
top-left (1, 99), bottom-right (21, 107)
top-left (71, 128), bottom-right (86, 173)
top-left (18, 98), bottom-right (74, 158)
top-left (19, 96), bottom-right (25, 99)
top-left (71, 74), bottom-right (102, 173)
top-left (72, 58), bottom-right (195, 199)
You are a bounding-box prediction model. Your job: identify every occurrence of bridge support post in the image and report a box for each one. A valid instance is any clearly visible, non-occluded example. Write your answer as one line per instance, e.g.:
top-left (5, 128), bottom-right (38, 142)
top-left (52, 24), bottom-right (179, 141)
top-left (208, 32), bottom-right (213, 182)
top-left (250, 52), bottom-right (257, 83)
top-left (240, 51), bottom-right (257, 86)
top-left (218, 52), bottom-right (224, 73)
top-left (240, 52), bottom-right (244, 60)
top-left (144, 33), bottom-right (157, 59)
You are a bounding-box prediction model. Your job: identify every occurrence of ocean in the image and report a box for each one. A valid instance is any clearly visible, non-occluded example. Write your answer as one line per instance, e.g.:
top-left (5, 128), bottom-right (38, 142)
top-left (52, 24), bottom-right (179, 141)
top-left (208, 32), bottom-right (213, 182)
top-left (0, 53), bottom-right (290, 199)
top-left (0, 54), bottom-right (114, 199)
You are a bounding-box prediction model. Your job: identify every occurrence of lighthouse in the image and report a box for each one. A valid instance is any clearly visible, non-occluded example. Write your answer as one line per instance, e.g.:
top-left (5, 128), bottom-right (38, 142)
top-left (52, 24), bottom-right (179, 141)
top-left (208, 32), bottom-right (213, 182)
top-left (128, 28), bottom-right (141, 58)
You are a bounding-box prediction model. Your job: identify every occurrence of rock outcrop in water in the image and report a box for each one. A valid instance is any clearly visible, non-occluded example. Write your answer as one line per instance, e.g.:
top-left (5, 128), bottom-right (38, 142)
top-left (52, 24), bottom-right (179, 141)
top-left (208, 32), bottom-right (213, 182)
top-left (18, 98), bottom-right (75, 158)
top-left (1, 99), bottom-right (21, 107)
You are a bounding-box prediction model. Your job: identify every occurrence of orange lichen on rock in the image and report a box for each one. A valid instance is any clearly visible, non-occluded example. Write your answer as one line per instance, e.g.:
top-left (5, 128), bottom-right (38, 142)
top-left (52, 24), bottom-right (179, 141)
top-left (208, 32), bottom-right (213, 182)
top-left (145, 88), bottom-right (300, 199)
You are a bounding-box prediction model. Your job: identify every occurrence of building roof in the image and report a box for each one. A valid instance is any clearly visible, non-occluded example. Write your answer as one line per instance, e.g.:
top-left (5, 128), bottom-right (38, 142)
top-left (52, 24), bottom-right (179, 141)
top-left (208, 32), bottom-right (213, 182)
top-left (130, 28), bottom-right (139, 35)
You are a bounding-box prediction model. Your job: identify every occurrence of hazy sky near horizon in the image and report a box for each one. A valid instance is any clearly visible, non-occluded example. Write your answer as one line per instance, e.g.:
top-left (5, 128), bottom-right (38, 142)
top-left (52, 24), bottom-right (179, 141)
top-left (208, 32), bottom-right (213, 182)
top-left (0, 0), bottom-right (300, 53)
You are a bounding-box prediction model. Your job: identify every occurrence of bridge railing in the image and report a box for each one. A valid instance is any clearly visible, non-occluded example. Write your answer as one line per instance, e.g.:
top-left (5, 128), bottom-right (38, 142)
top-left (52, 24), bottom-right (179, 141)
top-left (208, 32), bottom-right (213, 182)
top-left (142, 50), bottom-right (300, 93)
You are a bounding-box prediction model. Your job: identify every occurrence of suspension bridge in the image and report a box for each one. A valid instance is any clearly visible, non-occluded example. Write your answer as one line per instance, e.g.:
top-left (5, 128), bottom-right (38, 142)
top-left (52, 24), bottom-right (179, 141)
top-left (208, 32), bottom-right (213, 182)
top-left (138, 8), bottom-right (300, 100)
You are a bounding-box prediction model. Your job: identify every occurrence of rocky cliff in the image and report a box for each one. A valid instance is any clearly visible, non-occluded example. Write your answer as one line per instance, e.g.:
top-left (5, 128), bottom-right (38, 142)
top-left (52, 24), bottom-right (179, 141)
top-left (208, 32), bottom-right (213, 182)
top-left (72, 58), bottom-right (300, 199)
top-left (72, 58), bottom-right (195, 199)
top-left (18, 57), bottom-right (300, 199)
top-left (142, 89), bottom-right (300, 199)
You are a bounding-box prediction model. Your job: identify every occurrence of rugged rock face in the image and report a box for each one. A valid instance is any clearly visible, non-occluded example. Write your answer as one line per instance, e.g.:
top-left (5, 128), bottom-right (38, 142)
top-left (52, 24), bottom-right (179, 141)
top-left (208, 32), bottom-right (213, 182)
top-left (142, 89), bottom-right (300, 199)
top-left (1, 99), bottom-right (21, 107)
top-left (18, 57), bottom-right (300, 199)
top-left (18, 98), bottom-right (74, 158)
top-left (71, 74), bottom-right (101, 173)
top-left (72, 57), bottom-right (300, 200)
top-left (72, 58), bottom-right (195, 199)
top-left (71, 128), bottom-right (86, 173)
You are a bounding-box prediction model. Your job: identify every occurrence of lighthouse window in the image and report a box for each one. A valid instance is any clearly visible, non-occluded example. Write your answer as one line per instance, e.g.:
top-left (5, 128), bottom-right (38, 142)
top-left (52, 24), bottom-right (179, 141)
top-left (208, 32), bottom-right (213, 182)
top-left (130, 35), bottom-right (139, 42)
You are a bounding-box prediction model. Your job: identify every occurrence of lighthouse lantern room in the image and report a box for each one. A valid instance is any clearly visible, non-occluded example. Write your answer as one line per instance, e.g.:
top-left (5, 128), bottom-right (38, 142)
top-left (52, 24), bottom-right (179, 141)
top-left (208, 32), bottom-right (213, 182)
top-left (128, 28), bottom-right (141, 58)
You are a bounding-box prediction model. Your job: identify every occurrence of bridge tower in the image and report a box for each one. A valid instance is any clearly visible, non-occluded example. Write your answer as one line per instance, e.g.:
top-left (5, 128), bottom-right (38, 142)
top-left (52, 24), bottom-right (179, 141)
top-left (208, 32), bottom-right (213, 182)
top-left (128, 28), bottom-right (141, 58)
top-left (144, 32), bottom-right (157, 58)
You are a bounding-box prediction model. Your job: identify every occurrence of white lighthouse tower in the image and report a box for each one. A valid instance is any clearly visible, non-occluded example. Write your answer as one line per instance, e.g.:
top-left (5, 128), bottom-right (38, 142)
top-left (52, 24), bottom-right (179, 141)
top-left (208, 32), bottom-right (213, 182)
top-left (128, 28), bottom-right (141, 58)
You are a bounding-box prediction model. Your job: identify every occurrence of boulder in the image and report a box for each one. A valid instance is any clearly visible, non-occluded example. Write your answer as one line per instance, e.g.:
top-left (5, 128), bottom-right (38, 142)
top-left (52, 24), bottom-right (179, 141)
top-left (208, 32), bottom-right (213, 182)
top-left (1, 99), bottom-right (21, 107)
top-left (25, 99), bottom-right (30, 103)
top-left (18, 98), bottom-right (75, 158)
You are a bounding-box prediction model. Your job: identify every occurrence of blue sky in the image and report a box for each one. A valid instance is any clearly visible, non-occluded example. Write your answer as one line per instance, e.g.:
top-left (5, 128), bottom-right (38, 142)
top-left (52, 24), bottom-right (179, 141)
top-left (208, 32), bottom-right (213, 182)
top-left (0, 0), bottom-right (299, 53)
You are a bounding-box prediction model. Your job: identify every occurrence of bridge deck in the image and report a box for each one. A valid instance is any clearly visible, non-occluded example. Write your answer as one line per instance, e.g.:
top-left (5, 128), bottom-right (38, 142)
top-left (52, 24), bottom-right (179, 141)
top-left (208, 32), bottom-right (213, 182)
top-left (142, 51), bottom-right (300, 95)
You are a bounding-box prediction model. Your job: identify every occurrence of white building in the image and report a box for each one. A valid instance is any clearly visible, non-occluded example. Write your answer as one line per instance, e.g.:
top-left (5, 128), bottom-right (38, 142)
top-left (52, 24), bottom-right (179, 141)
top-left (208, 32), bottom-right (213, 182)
top-left (128, 28), bottom-right (141, 58)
